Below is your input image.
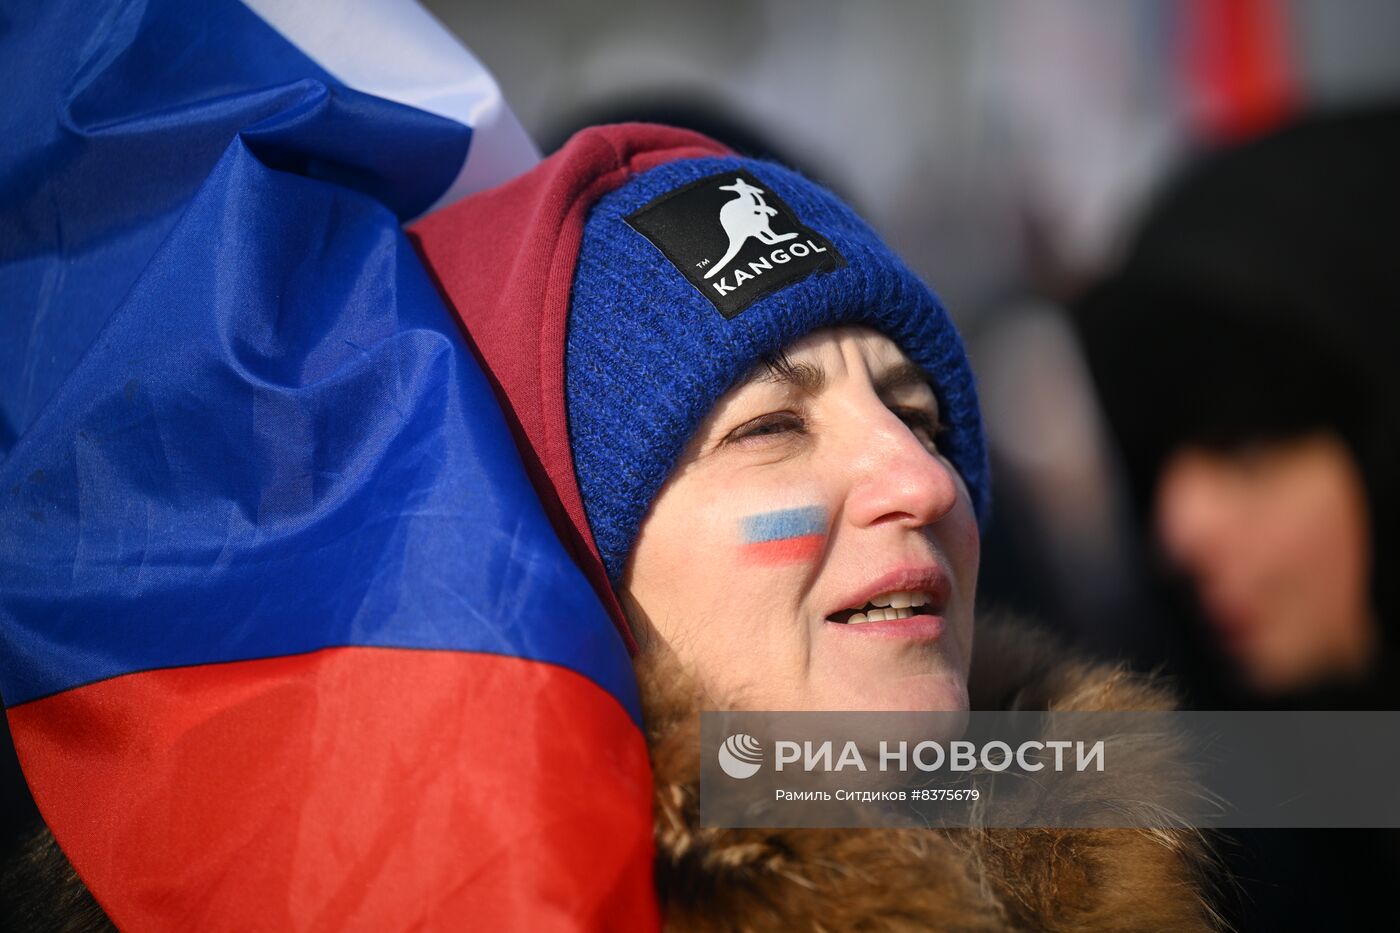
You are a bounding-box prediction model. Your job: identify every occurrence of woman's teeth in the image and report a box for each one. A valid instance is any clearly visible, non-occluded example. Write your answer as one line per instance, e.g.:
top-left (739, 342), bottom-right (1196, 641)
top-left (871, 590), bottom-right (929, 609)
top-left (840, 590), bottom-right (932, 623)
top-left (848, 606), bottom-right (917, 624)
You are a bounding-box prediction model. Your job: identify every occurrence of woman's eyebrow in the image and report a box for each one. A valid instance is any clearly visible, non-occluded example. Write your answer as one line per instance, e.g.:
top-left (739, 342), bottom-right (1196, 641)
top-left (873, 361), bottom-right (933, 396)
top-left (755, 358), bottom-right (826, 395)
top-left (752, 358), bottom-right (931, 398)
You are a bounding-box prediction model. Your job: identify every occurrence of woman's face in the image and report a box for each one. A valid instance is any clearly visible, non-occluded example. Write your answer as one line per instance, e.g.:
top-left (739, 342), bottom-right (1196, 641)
top-left (1155, 433), bottom-right (1376, 696)
top-left (621, 326), bottom-right (979, 712)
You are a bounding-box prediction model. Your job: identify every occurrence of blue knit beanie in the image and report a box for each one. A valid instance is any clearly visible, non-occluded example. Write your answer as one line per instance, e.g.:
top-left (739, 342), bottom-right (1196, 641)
top-left (565, 155), bottom-right (989, 584)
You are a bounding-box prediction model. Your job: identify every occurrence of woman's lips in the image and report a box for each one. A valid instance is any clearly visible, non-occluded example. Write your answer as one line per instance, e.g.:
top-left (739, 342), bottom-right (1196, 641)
top-left (824, 564), bottom-right (953, 623)
top-left (824, 612), bottom-right (945, 641)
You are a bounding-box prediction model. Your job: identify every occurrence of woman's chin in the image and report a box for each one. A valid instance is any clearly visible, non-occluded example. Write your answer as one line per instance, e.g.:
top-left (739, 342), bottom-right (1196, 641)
top-left (820, 672), bottom-right (969, 713)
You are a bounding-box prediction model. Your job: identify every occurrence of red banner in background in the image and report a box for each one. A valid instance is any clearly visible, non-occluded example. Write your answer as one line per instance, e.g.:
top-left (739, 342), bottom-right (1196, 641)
top-left (1178, 0), bottom-right (1299, 144)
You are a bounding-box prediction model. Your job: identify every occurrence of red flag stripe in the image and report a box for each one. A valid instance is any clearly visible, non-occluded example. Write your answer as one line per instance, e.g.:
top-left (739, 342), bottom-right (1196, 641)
top-left (8, 647), bottom-right (659, 931)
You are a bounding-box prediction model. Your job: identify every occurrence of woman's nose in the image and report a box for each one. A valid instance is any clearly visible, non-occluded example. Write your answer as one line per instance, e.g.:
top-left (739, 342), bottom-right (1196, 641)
top-left (842, 405), bottom-right (962, 531)
top-left (1155, 450), bottom-right (1232, 572)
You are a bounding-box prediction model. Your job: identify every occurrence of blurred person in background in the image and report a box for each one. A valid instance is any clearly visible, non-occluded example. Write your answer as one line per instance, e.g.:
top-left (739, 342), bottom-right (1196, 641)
top-left (1074, 103), bottom-right (1400, 931)
top-left (1076, 104), bottom-right (1400, 710)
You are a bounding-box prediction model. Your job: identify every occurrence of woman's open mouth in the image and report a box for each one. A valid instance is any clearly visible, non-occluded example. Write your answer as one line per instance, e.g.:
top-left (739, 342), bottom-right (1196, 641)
top-left (826, 589), bottom-right (932, 624)
top-left (824, 588), bottom-right (945, 640)
top-left (821, 566), bottom-right (953, 640)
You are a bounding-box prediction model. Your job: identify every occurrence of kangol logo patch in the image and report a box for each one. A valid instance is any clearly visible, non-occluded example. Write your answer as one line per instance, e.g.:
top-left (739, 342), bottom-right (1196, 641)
top-left (625, 169), bottom-right (846, 319)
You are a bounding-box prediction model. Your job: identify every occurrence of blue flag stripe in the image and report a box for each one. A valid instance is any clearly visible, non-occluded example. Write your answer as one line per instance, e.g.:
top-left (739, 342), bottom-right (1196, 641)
top-left (0, 1), bottom-right (637, 721)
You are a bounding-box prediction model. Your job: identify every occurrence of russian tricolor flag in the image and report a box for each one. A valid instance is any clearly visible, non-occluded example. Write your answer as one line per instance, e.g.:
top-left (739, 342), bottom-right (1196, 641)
top-left (0, 1), bottom-right (657, 928)
top-left (740, 506), bottom-right (828, 566)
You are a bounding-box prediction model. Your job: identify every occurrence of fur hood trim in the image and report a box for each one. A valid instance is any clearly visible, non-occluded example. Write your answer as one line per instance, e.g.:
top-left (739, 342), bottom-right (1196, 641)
top-left (637, 617), bottom-right (1224, 932)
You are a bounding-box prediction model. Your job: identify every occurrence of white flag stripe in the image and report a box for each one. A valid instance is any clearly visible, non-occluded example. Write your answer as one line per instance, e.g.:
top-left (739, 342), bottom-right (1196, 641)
top-left (240, 0), bottom-right (538, 217)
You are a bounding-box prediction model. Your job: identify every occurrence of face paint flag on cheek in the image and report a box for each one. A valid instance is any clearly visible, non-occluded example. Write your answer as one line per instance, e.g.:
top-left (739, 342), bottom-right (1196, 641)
top-left (739, 505), bottom-right (829, 565)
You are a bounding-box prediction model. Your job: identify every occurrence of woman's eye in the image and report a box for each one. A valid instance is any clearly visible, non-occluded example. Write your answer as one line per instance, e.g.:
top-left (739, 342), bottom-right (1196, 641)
top-left (728, 412), bottom-right (806, 444)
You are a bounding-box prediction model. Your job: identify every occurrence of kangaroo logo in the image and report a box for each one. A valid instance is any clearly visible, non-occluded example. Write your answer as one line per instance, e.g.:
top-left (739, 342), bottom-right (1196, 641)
top-left (624, 168), bottom-right (844, 319)
top-left (704, 178), bottom-right (798, 279)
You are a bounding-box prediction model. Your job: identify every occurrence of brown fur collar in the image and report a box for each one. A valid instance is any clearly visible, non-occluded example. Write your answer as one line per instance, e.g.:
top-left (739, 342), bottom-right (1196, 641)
top-left (638, 616), bottom-right (1224, 932)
